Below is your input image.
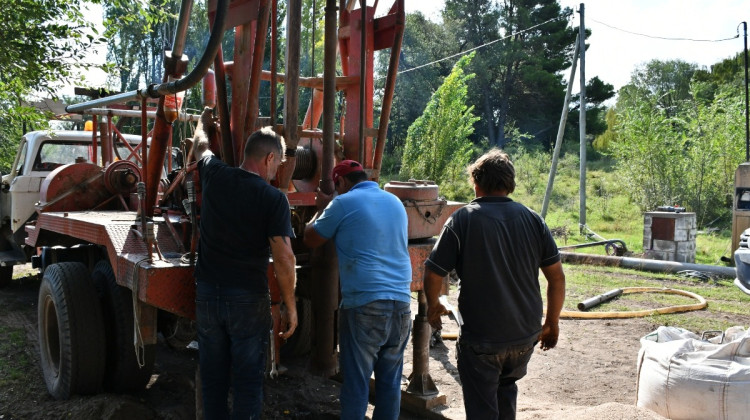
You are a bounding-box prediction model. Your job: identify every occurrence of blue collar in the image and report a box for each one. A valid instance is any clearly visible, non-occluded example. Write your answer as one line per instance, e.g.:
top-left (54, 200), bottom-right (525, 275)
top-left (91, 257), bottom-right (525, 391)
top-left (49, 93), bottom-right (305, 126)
top-left (350, 180), bottom-right (378, 191)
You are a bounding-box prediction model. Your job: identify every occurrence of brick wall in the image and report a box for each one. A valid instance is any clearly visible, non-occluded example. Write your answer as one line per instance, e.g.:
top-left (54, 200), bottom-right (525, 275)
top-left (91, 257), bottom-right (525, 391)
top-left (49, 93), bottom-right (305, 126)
top-left (643, 212), bottom-right (696, 263)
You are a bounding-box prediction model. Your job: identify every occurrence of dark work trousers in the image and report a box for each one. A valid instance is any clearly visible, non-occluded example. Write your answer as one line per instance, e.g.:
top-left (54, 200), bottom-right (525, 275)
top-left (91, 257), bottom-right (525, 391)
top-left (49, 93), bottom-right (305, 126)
top-left (456, 339), bottom-right (536, 420)
top-left (196, 282), bottom-right (271, 420)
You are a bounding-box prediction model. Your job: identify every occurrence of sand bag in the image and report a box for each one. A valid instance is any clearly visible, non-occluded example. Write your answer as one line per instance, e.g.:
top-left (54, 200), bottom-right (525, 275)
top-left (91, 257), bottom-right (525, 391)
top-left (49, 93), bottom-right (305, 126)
top-left (636, 326), bottom-right (750, 419)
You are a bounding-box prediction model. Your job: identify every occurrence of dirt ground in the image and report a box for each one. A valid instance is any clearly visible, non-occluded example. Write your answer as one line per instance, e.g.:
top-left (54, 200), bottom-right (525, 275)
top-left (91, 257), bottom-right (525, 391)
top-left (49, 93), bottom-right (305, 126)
top-left (0, 265), bottom-right (737, 419)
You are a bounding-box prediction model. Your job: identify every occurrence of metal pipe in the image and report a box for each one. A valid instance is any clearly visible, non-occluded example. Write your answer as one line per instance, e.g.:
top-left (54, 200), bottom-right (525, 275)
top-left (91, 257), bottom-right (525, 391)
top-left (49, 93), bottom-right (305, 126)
top-left (322, 0), bottom-right (337, 193)
top-left (358, 0), bottom-right (366, 164)
top-left (578, 3), bottom-right (587, 230)
top-left (372, 0), bottom-right (403, 178)
top-left (171, 0), bottom-right (194, 60)
top-left (246, 0), bottom-right (273, 136)
top-left (81, 108), bottom-right (201, 122)
top-left (141, 98), bottom-right (148, 187)
top-left (270, 1), bottom-right (278, 126)
top-left (577, 288), bottom-right (623, 311)
top-left (560, 252), bottom-right (737, 279)
top-left (558, 239), bottom-right (627, 254)
top-left (258, 70), bottom-right (359, 89)
top-left (274, 0), bottom-right (302, 193)
top-left (285, 0), bottom-right (302, 149)
top-left (66, 0), bottom-right (230, 114)
top-left (405, 290), bottom-right (439, 396)
top-left (91, 115), bottom-right (98, 165)
top-left (542, 33), bottom-right (579, 219)
top-left (308, 0), bottom-right (341, 379)
top-left (213, 48), bottom-right (235, 166)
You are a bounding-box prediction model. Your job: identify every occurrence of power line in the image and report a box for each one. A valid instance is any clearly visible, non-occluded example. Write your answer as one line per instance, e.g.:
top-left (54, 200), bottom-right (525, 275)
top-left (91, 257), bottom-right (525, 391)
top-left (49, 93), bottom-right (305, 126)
top-left (589, 18), bottom-right (740, 42)
top-left (397, 16), bottom-right (565, 76)
top-left (393, 13), bottom-right (739, 80)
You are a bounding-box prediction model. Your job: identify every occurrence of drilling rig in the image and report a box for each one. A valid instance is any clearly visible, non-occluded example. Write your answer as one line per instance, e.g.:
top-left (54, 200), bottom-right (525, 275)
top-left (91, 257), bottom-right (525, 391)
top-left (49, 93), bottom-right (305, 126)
top-left (23, 0), bottom-right (460, 405)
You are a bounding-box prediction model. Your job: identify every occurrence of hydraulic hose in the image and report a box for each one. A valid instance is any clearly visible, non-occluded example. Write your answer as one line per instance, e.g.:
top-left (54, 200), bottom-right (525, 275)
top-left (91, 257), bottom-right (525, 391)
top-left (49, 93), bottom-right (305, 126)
top-left (559, 287), bottom-right (707, 319)
top-left (66, 0), bottom-right (230, 113)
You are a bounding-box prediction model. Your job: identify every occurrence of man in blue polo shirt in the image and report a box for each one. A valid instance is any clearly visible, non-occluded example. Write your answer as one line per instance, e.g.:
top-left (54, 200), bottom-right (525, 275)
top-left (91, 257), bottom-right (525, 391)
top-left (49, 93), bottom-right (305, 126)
top-left (303, 160), bottom-right (411, 420)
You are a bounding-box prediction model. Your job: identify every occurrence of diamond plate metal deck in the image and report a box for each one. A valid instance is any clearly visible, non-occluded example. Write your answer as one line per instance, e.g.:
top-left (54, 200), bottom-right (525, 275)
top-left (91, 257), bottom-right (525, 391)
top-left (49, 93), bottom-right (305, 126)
top-left (29, 211), bottom-right (196, 319)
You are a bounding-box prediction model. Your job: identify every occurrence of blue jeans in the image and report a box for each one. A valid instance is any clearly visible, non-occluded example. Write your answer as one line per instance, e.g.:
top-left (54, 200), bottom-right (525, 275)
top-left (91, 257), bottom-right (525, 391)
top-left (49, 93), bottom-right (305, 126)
top-left (196, 282), bottom-right (271, 420)
top-left (457, 339), bottom-right (536, 420)
top-left (339, 299), bottom-right (411, 420)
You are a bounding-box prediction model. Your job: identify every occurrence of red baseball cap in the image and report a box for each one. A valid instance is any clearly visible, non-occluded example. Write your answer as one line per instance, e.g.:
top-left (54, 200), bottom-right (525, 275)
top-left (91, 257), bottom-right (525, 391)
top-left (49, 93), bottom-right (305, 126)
top-left (332, 160), bottom-right (365, 183)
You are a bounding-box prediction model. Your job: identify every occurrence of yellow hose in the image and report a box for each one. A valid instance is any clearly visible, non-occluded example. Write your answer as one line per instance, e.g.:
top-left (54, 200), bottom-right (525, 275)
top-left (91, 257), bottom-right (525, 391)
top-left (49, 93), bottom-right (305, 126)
top-left (559, 287), bottom-right (707, 319)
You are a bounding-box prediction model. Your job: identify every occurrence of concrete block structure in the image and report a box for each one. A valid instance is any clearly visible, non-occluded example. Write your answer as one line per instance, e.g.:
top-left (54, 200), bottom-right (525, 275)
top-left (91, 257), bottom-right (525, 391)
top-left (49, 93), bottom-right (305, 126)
top-left (643, 211), bottom-right (697, 263)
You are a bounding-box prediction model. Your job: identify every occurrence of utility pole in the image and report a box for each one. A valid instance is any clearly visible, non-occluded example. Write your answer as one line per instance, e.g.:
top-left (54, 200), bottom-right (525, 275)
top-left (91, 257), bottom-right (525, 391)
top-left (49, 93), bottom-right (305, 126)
top-left (578, 3), bottom-right (587, 231)
top-left (541, 34), bottom-right (579, 219)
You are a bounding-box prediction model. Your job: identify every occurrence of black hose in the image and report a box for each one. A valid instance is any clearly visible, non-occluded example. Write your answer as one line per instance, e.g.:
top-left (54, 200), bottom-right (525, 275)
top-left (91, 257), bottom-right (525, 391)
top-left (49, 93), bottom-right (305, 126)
top-left (151, 0), bottom-right (230, 97)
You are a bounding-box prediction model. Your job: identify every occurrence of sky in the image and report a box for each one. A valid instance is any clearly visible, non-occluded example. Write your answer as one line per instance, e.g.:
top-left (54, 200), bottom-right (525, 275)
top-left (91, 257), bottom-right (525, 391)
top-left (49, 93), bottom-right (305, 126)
top-left (74, 0), bottom-right (749, 98)
top-left (395, 0), bottom-right (749, 94)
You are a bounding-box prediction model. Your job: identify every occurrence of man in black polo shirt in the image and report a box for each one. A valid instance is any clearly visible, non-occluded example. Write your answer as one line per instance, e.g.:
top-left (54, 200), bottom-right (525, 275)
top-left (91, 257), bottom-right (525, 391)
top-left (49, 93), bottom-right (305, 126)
top-left (191, 109), bottom-right (298, 419)
top-left (420, 148), bottom-right (565, 420)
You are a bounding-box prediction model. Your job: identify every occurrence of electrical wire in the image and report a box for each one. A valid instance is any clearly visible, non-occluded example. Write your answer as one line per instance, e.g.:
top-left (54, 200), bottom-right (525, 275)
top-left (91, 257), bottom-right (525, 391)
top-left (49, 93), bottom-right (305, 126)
top-left (397, 16), bottom-right (565, 76)
top-left (589, 18), bottom-right (740, 43)
top-left (390, 13), bottom-right (739, 81)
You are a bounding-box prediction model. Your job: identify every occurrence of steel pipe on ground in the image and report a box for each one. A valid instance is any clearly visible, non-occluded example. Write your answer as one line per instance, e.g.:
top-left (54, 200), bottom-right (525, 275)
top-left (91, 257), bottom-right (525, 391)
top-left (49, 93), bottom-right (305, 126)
top-left (560, 252), bottom-right (736, 279)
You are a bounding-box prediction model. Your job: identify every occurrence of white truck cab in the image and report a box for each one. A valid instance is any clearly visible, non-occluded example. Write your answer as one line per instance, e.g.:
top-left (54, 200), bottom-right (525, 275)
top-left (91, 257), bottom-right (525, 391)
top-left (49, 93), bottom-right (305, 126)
top-left (0, 130), bottom-right (146, 284)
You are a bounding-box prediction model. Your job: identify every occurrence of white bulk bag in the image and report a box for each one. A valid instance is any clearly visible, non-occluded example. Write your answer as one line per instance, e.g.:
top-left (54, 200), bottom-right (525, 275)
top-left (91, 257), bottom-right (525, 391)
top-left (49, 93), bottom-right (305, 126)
top-left (636, 326), bottom-right (750, 420)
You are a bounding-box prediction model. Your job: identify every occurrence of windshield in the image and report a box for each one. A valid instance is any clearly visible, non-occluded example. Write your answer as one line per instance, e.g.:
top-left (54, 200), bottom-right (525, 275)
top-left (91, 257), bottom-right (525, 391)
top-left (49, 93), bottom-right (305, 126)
top-left (33, 141), bottom-right (143, 172)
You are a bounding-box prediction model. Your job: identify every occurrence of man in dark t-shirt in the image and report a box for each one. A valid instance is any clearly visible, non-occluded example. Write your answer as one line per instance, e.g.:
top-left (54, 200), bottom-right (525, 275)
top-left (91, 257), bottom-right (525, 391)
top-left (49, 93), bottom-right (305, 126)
top-left (418, 148), bottom-right (566, 420)
top-left (191, 108), bottom-right (297, 419)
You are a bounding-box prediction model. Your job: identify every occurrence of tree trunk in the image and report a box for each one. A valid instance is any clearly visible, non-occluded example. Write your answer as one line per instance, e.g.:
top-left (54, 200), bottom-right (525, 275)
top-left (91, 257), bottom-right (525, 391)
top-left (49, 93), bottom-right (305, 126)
top-left (483, 94), bottom-right (496, 147)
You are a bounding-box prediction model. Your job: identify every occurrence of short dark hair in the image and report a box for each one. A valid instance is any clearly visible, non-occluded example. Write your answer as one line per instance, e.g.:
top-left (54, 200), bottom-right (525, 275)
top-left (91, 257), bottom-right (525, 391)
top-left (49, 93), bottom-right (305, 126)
top-left (244, 127), bottom-right (286, 162)
top-left (343, 171), bottom-right (368, 184)
top-left (467, 148), bottom-right (515, 194)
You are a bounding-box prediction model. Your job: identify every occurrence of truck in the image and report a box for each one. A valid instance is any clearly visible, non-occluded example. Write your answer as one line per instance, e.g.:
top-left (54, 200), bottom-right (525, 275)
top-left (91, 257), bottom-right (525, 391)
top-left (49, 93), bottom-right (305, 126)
top-left (19, 0), bottom-right (460, 405)
top-left (0, 128), bottom-right (157, 287)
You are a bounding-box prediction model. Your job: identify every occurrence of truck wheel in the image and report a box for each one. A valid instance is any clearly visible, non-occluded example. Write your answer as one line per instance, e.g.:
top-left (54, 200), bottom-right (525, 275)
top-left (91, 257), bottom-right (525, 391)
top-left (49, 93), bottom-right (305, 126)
top-left (0, 265), bottom-right (12, 288)
top-left (282, 297), bottom-right (313, 357)
top-left (92, 260), bottom-right (155, 392)
top-left (38, 262), bottom-right (106, 399)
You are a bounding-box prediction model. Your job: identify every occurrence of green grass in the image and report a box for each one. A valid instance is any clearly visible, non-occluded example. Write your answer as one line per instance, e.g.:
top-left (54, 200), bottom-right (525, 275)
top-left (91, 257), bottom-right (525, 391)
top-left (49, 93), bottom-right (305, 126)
top-left (546, 264), bottom-right (750, 333)
top-left (505, 153), bottom-right (735, 264)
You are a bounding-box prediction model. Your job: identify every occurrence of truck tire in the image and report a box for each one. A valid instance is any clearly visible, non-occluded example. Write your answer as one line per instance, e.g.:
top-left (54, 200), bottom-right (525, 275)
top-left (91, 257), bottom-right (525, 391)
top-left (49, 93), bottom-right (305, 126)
top-left (92, 260), bottom-right (155, 392)
top-left (282, 297), bottom-right (313, 357)
top-left (38, 262), bottom-right (106, 399)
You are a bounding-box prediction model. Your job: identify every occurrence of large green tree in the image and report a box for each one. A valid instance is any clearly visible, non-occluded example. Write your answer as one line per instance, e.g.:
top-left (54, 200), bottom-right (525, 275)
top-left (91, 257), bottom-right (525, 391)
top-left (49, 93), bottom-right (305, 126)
top-left (400, 53), bottom-right (479, 200)
top-left (0, 0), bottom-right (104, 171)
top-left (103, 0), bottom-right (181, 92)
top-left (380, 12), bottom-right (455, 156)
top-left (444, 0), bottom-right (578, 148)
top-left (607, 59), bottom-right (744, 227)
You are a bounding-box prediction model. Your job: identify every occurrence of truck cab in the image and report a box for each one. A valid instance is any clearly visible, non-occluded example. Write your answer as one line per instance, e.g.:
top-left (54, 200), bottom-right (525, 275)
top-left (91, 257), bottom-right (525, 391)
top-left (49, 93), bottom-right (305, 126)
top-left (0, 130), bottom-right (146, 285)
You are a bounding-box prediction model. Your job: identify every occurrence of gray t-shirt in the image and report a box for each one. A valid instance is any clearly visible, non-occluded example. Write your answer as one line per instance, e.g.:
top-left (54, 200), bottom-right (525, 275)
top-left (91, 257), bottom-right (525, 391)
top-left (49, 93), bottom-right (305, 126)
top-left (425, 196), bottom-right (560, 346)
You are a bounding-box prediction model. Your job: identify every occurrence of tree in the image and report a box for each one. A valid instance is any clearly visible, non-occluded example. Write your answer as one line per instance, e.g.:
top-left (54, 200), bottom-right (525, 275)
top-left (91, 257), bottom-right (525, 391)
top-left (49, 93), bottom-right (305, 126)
top-left (628, 59), bottom-right (697, 117)
top-left (0, 0), bottom-right (104, 170)
top-left (569, 76), bottom-right (616, 145)
top-left (378, 12), bottom-right (455, 157)
top-left (608, 58), bottom-right (744, 227)
top-left (400, 53), bottom-right (479, 199)
top-left (103, 0), bottom-right (181, 92)
top-left (0, 0), bottom-right (102, 101)
top-left (443, 0), bottom-right (578, 148)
